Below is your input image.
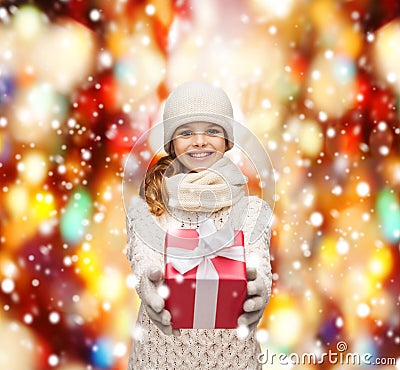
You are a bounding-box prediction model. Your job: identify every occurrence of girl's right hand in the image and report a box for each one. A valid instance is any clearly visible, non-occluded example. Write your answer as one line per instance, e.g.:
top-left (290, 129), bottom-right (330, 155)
top-left (142, 267), bottom-right (181, 336)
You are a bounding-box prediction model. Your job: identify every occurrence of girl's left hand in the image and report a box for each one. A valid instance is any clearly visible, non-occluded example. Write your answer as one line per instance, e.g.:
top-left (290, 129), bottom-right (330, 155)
top-left (142, 267), bottom-right (181, 336)
top-left (237, 266), bottom-right (270, 331)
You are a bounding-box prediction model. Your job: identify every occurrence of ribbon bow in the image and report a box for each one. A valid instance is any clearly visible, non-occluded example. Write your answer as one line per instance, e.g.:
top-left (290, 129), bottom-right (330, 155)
top-left (166, 219), bottom-right (245, 274)
top-left (166, 219), bottom-right (245, 328)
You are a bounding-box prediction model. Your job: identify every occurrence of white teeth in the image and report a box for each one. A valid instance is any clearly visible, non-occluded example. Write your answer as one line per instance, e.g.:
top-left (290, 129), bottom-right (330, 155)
top-left (189, 152), bottom-right (211, 158)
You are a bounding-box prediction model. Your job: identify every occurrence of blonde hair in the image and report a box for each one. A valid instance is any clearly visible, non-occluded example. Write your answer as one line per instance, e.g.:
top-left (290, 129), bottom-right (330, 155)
top-left (140, 153), bottom-right (183, 216)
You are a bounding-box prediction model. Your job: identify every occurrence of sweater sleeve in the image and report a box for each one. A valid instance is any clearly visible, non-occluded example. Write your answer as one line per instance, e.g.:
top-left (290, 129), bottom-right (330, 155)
top-left (241, 197), bottom-right (273, 298)
top-left (126, 197), bottom-right (165, 299)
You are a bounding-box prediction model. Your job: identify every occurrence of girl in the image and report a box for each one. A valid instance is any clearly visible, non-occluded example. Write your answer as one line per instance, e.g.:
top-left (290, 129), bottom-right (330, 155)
top-left (126, 81), bottom-right (272, 369)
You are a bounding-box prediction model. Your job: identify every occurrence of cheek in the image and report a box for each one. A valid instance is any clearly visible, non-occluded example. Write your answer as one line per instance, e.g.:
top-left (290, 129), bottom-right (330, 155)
top-left (171, 139), bottom-right (180, 153)
top-left (213, 139), bottom-right (227, 153)
top-left (171, 141), bottom-right (190, 163)
top-left (172, 141), bottom-right (184, 156)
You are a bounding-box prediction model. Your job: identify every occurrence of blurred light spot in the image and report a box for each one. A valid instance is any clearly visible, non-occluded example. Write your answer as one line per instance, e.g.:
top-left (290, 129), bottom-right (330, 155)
top-left (310, 212), bottom-right (323, 227)
top-left (368, 246), bottom-right (393, 281)
top-left (336, 317), bottom-right (343, 328)
top-left (48, 354), bottom-right (59, 367)
top-left (13, 5), bottom-right (46, 41)
top-left (255, 329), bottom-right (269, 343)
top-left (376, 188), bottom-right (400, 243)
top-left (1, 278), bottom-right (15, 293)
top-left (19, 150), bottom-right (48, 185)
top-left (145, 4), bottom-right (156, 16)
top-left (60, 189), bottom-right (93, 244)
top-left (356, 182), bottom-right (370, 197)
top-left (157, 285), bottom-right (170, 299)
top-left (336, 239), bottom-right (349, 255)
top-left (49, 311), bottom-right (60, 324)
top-left (91, 337), bottom-right (114, 368)
top-left (357, 303), bottom-right (370, 318)
top-left (23, 314), bottom-right (33, 325)
top-left (236, 324), bottom-right (250, 339)
top-left (89, 9), bottom-right (101, 22)
top-left (113, 342), bottom-right (127, 358)
top-left (374, 19), bottom-right (400, 94)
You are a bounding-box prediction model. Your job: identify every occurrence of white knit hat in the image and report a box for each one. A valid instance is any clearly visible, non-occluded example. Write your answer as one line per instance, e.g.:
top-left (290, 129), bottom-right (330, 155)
top-left (163, 81), bottom-right (234, 154)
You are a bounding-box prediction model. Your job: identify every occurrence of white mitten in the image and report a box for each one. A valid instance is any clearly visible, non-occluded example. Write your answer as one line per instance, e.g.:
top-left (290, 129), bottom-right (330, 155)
top-left (141, 266), bottom-right (180, 336)
top-left (237, 266), bottom-right (270, 331)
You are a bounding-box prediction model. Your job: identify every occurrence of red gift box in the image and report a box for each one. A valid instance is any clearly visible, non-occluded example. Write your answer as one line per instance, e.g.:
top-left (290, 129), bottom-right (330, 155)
top-left (164, 222), bottom-right (247, 329)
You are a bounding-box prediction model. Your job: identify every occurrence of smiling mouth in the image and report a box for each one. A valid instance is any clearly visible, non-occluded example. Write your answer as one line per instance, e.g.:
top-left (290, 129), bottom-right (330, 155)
top-left (187, 152), bottom-right (214, 158)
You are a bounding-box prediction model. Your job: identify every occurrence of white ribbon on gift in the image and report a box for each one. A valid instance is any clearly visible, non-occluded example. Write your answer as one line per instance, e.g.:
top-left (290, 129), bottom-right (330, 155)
top-left (166, 219), bottom-right (245, 328)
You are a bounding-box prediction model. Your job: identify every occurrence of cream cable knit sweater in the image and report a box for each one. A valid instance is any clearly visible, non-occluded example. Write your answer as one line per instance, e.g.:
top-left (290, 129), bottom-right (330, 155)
top-left (126, 196), bottom-right (272, 369)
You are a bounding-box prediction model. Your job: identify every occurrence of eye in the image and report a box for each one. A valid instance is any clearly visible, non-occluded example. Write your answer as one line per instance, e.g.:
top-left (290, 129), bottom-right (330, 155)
top-left (179, 130), bottom-right (193, 137)
top-left (206, 128), bottom-right (221, 136)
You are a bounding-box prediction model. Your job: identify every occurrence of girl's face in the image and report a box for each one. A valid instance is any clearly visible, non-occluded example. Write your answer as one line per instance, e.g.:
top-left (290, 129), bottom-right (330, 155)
top-left (172, 122), bottom-right (227, 172)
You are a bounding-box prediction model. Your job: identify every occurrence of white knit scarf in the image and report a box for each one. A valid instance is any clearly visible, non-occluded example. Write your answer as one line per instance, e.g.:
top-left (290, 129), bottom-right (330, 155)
top-left (164, 156), bottom-right (248, 212)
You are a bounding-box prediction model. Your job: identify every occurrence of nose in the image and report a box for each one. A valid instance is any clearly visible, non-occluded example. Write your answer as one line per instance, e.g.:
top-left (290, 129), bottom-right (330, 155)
top-left (192, 132), bottom-right (207, 147)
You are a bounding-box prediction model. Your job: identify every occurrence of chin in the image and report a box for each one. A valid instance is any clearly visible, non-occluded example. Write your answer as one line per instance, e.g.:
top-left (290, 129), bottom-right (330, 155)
top-left (183, 160), bottom-right (216, 172)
